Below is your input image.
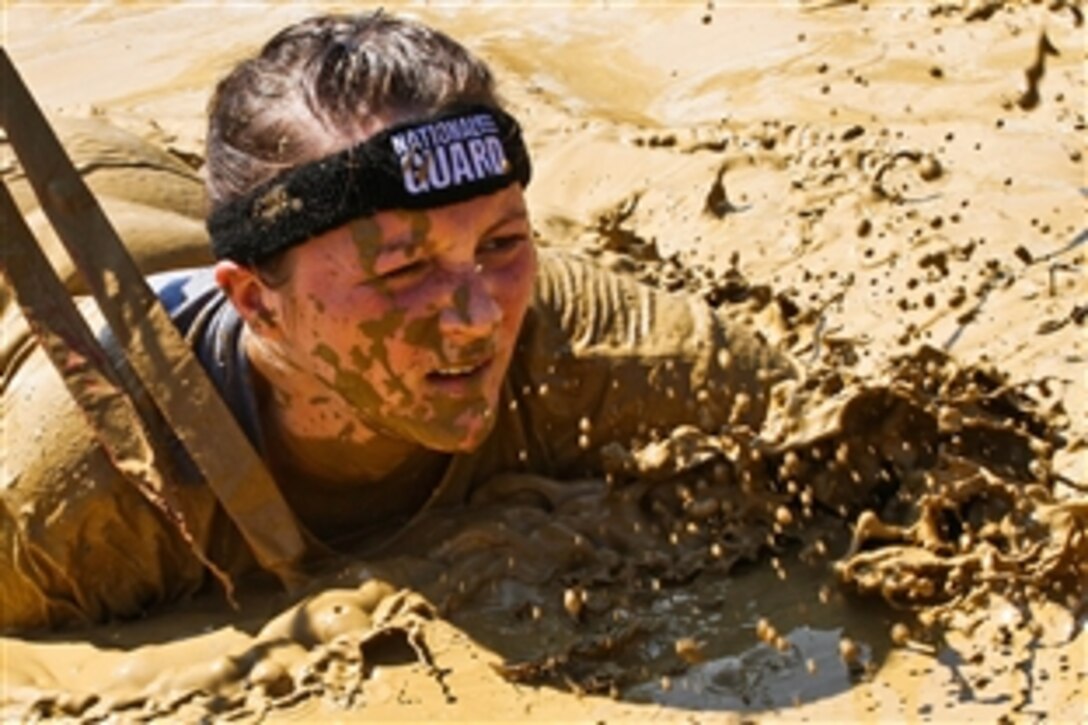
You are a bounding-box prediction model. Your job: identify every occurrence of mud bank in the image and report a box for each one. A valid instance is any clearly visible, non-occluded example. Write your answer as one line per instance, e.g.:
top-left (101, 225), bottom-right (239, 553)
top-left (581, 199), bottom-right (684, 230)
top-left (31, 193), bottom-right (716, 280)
top-left (2, 0), bottom-right (1085, 722)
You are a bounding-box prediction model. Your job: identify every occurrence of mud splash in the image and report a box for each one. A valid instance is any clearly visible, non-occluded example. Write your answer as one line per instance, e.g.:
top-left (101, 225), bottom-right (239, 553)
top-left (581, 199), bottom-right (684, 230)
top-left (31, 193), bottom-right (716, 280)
top-left (2, 0), bottom-right (1085, 721)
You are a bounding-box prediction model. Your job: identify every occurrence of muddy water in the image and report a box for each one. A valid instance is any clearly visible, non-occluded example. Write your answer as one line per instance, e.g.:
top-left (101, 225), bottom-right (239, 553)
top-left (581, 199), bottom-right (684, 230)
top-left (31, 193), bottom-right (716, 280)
top-left (2, 0), bottom-right (1086, 721)
top-left (1, 544), bottom-right (887, 718)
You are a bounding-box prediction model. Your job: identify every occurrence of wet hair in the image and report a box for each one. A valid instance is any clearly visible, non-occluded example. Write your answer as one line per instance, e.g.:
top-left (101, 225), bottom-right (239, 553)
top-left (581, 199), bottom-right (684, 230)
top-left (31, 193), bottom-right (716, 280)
top-left (205, 11), bottom-right (500, 212)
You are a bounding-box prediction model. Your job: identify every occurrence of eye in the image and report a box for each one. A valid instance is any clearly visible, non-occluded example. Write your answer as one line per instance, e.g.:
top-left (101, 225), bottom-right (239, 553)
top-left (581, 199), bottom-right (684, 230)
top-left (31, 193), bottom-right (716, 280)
top-left (478, 234), bottom-right (527, 259)
top-left (372, 258), bottom-right (430, 286)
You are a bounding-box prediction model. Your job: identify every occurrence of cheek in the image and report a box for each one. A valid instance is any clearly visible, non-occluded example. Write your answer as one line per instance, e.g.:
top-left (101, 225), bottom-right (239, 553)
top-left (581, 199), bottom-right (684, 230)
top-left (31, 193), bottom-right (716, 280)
top-left (281, 279), bottom-right (351, 339)
top-left (290, 290), bottom-right (397, 369)
top-left (493, 251), bottom-right (537, 327)
top-left (393, 306), bottom-right (445, 362)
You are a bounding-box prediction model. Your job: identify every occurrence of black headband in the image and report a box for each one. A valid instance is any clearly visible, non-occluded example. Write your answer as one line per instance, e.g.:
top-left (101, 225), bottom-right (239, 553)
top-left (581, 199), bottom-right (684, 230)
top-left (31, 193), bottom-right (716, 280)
top-left (207, 105), bottom-right (532, 264)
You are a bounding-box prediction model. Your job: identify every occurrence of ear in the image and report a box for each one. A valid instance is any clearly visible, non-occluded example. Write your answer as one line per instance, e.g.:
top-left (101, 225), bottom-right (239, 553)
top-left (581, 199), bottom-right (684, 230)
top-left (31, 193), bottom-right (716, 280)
top-left (214, 260), bottom-right (283, 338)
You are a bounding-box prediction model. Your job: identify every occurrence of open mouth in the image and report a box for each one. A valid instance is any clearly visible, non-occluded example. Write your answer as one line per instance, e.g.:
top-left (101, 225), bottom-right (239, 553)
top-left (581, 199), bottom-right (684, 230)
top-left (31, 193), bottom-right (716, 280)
top-left (426, 359), bottom-right (491, 383)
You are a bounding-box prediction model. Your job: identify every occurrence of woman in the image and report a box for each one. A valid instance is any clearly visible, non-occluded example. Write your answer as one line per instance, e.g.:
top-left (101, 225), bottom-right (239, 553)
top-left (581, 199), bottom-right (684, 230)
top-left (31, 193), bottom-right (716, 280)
top-left (0, 11), bottom-right (795, 632)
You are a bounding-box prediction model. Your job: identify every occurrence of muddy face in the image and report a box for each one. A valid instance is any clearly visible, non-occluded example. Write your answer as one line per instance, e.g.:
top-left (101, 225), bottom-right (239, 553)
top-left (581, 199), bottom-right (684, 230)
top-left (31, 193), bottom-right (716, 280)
top-left (264, 185), bottom-right (536, 453)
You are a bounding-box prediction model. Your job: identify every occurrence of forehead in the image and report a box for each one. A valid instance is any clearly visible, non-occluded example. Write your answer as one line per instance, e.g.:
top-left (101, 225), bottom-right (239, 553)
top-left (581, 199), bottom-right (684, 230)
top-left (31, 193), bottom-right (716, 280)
top-left (281, 184), bottom-right (528, 276)
top-left (348, 185), bottom-right (529, 252)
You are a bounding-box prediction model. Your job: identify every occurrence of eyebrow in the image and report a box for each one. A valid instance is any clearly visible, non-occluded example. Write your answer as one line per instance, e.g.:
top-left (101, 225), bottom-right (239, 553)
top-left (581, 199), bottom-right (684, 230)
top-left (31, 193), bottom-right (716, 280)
top-left (378, 206), bottom-right (529, 255)
top-left (478, 206), bottom-right (529, 239)
top-left (378, 236), bottom-right (425, 256)
top-left (373, 227), bottom-right (427, 257)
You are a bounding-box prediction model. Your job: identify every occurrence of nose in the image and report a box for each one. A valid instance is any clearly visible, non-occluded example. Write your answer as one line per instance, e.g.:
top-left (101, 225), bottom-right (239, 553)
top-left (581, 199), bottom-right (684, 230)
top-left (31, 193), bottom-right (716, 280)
top-left (437, 265), bottom-right (503, 340)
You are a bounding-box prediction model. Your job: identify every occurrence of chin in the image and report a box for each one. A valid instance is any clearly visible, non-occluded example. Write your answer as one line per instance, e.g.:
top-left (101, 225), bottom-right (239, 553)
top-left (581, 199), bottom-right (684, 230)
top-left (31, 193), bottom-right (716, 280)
top-left (426, 408), bottom-right (498, 454)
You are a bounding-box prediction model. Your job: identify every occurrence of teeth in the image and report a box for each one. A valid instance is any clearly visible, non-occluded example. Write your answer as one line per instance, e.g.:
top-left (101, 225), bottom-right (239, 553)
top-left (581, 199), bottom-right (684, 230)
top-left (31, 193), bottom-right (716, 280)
top-left (435, 365), bottom-right (479, 376)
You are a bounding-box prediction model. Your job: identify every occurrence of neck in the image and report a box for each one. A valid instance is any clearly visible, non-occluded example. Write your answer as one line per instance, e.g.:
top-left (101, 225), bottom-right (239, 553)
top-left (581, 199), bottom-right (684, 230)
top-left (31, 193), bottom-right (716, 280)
top-left (245, 330), bottom-right (451, 543)
top-left (242, 329), bottom-right (452, 545)
top-left (268, 419), bottom-right (424, 486)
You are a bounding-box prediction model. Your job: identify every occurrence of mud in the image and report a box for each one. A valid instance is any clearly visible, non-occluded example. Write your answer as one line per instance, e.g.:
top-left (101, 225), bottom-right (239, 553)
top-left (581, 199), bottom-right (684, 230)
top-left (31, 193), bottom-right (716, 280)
top-left (2, 1), bottom-right (1085, 722)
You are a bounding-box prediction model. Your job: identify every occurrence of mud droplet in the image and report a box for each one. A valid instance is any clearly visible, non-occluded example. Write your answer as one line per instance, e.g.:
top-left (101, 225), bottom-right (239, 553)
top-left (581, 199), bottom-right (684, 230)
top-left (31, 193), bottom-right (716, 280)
top-left (563, 587), bottom-right (584, 621)
top-left (918, 154), bottom-right (943, 181)
top-left (839, 636), bottom-right (860, 665)
top-left (756, 617), bottom-right (777, 644)
top-left (675, 637), bottom-right (707, 664)
top-left (890, 622), bottom-right (911, 646)
top-left (716, 348), bottom-right (732, 369)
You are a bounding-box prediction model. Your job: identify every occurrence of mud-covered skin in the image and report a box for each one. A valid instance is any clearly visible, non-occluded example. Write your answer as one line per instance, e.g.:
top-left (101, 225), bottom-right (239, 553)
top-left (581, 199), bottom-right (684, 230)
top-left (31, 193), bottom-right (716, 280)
top-left (214, 185), bottom-right (537, 541)
top-left (246, 186), bottom-right (535, 462)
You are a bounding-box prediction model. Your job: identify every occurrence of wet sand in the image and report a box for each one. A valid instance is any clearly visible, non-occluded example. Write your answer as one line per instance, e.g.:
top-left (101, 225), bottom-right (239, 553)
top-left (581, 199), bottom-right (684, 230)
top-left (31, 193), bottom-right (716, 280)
top-left (2, 1), bottom-right (1085, 722)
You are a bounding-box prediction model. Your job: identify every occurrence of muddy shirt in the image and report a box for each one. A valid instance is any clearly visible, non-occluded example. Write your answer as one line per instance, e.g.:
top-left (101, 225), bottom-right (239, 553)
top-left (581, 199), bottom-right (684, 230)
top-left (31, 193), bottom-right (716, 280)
top-left (0, 248), bottom-right (795, 632)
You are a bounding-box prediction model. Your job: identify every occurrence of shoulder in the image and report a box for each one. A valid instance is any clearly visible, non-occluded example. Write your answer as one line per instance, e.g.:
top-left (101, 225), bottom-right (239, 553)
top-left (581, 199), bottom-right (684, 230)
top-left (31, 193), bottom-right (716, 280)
top-left (146, 267), bottom-right (229, 334)
top-left (529, 245), bottom-right (714, 357)
top-left (145, 267), bottom-right (263, 450)
top-left (145, 266), bottom-right (245, 382)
